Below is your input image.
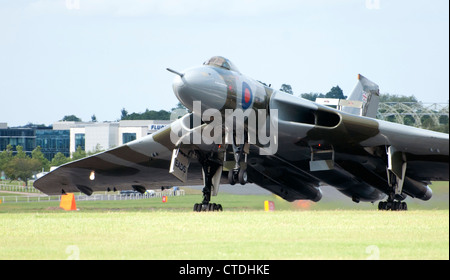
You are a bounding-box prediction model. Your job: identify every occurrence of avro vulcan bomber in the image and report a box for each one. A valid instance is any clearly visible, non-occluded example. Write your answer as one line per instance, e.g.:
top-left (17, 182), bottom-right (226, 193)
top-left (35, 56), bottom-right (449, 211)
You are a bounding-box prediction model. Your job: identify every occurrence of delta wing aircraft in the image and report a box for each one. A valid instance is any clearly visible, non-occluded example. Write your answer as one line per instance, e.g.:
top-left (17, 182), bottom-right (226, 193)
top-left (34, 56), bottom-right (449, 211)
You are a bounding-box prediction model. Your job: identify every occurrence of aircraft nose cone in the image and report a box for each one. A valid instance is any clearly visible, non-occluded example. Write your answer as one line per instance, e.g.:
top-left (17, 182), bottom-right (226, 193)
top-left (172, 67), bottom-right (227, 113)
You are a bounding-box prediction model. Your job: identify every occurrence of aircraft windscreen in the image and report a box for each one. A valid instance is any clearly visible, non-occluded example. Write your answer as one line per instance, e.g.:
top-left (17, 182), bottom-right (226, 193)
top-left (204, 56), bottom-right (240, 73)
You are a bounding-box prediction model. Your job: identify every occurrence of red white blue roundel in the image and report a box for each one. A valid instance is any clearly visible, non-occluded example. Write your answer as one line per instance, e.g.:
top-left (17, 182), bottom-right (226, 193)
top-left (241, 82), bottom-right (253, 109)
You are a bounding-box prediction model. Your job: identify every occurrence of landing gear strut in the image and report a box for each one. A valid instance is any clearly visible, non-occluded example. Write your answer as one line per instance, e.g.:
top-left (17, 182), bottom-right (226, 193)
top-left (379, 146), bottom-right (408, 211)
top-left (193, 153), bottom-right (223, 212)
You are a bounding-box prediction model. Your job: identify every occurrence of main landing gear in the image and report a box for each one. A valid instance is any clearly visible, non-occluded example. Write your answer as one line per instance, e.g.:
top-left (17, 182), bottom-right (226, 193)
top-left (378, 171), bottom-right (408, 211)
top-left (379, 146), bottom-right (408, 211)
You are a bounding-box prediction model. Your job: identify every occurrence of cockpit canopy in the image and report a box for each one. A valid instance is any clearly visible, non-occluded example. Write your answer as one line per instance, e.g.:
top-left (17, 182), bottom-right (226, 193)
top-left (203, 56), bottom-right (240, 73)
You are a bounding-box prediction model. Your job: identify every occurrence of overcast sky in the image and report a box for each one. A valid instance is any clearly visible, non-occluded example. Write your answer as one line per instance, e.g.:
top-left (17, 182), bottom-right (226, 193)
top-left (0, 0), bottom-right (448, 127)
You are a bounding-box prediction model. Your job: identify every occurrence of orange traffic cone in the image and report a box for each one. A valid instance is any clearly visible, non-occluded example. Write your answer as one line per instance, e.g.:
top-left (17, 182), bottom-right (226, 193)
top-left (60, 193), bottom-right (77, 211)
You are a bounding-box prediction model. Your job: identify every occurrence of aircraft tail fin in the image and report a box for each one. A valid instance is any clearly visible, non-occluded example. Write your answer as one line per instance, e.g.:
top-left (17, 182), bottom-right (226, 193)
top-left (342, 74), bottom-right (380, 118)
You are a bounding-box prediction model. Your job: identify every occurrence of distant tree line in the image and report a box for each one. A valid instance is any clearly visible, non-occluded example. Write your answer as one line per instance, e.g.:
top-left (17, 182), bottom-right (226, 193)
top-left (299, 86), bottom-right (347, 101)
top-left (120, 103), bottom-right (188, 120)
top-left (59, 107), bottom-right (181, 124)
top-left (120, 108), bottom-right (171, 121)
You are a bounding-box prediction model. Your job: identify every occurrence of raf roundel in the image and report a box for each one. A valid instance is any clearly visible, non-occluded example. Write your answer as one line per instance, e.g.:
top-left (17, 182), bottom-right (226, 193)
top-left (241, 81), bottom-right (253, 110)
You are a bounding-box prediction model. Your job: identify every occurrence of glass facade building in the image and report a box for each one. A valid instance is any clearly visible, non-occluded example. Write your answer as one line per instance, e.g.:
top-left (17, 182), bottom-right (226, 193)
top-left (122, 133), bottom-right (136, 144)
top-left (0, 128), bottom-right (36, 155)
top-left (75, 133), bottom-right (85, 151)
top-left (0, 127), bottom-right (70, 161)
top-left (35, 129), bottom-right (70, 160)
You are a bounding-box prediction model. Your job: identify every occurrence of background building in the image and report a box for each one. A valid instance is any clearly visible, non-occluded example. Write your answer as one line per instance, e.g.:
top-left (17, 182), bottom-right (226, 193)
top-left (0, 126), bottom-right (35, 155)
top-left (66, 120), bottom-right (171, 155)
top-left (0, 124), bottom-right (71, 160)
top-left (35, 129), bottom-right (70, 160)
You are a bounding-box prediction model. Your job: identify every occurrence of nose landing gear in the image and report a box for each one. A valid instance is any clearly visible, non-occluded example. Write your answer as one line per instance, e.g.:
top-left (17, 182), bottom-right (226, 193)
top-left (227, 143), bottom-right (249, 185)
top-left (228, 167), bottom-right (248, 185)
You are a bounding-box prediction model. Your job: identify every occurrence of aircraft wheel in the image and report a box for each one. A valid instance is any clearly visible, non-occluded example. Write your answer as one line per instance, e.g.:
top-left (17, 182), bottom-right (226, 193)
top-left (194, 203), bottom-right (203, 212)
top-left (378, 201), bottom-right (408, 211)
top-left (401, 202), bottom-right (408, 211)
top-left (228, 170), bottom-right (236, 185)
top-left (238, 168), bottom-right (247, 185)
top-left (392, 201), bottom-right (398, 211)
top-left (193, 203), bottom-right (223, 212)
top-left (215, 204), bottom-right (223, 211)
top-left (393, 201), bottom-right (404, 211)
top-left (208, 203), bottom-right (215, 211)
top-left (400, 202), bottom-right (408, 211)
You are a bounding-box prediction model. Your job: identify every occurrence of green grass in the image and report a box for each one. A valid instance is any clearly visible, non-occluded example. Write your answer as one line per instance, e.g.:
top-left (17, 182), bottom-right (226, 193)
top-left (0, 210), bottom-right (448, 260)
top-left (0, 182), bottom-right (448, 259)
top-left (0, 194), bottom-right (448, 260)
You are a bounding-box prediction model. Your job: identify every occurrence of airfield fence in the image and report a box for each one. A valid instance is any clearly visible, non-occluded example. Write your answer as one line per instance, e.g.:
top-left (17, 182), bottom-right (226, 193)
top-left (0, 183), bottom-right (41, 193)
top-left (0, 185), bottom-right (185, 204)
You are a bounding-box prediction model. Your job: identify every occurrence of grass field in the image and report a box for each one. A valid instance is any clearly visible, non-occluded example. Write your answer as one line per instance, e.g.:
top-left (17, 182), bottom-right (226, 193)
top-left (0, 189), bottom-right (448, 260)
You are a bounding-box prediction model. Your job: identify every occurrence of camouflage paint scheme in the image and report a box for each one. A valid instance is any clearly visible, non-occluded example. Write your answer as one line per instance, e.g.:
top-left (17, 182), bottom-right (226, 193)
top-left (34, 56), bottom-right (448, 207)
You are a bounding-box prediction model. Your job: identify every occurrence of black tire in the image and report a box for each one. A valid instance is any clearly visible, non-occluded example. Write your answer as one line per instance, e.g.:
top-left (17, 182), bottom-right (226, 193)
top-left (228, 170), bottom-right (236, 185)
top-left (392, 202), bottom-right (397, 211)
top-left (386, 201), bottom-right (392, 210)
top-left (238, 169), bottom-right (247, 185)
top-left (401, 202), bottom-right (408, 211)
top-left (208, 203), bottom-right (214, 211)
